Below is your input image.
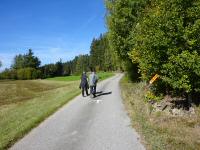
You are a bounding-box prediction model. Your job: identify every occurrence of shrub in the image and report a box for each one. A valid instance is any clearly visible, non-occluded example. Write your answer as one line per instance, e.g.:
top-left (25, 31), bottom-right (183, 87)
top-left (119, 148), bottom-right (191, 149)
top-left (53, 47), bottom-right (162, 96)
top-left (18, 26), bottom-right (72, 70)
top-left (129, 0), bottom-right (200, 96)
top-left (17, 68), bottom-right (41, 80)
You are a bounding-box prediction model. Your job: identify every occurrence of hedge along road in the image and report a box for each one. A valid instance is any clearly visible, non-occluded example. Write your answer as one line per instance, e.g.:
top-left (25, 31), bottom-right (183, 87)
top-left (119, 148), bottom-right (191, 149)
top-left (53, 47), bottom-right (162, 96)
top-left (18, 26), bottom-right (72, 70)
top-left (10, 74), bottom-right (145, 150)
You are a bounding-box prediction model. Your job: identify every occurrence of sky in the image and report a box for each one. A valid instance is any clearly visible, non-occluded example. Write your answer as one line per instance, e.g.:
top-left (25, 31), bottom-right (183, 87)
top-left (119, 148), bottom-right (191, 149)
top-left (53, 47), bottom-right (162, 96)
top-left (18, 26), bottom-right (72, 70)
top-left (0, 0), bottom-right (107, 71)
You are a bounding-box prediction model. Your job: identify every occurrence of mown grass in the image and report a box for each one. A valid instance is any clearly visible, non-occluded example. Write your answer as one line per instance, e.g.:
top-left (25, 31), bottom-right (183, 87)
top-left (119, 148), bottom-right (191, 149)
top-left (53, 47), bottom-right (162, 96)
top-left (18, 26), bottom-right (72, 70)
top-left (97, 72), bottom-right (114, 81)
top-left (46, 75), bottom-right (80, 81)
top-left (0, 80), bottom-right (67, 105)
top-left (46, 72), bottom-right (114, 81)
top-left (120, 75), bottom-right (200, 150)
top-left (0, 80), bottom-right (80, 150)
top-left (0, 72), bottom-right (114, 150)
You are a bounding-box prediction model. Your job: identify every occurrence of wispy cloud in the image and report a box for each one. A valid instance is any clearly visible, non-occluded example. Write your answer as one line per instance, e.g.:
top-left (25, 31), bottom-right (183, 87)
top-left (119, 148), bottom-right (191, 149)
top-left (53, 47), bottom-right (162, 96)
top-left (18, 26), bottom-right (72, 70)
top-left (72, 12), bottom-right (103, 37)
top-left (35, 46), bottom-right (89, 65)
top-left (0, 34), bottom-right (92, 72)
top-left (0, 53), bottom-right (15, 71)
top-left (0, 46), bottom-right (89, 72)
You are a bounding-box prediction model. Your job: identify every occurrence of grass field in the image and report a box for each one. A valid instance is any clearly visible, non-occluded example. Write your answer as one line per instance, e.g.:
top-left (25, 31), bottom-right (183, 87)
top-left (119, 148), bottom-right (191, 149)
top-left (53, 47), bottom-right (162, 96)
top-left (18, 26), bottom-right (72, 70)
top-left (46, 72), bottom-right (114, 81)
top-left (0, 72), bottom-right (114, 150)
top-left (46, 75), bottom-right (80, 81)
top-left (120, 76), bottom-right (200, 150)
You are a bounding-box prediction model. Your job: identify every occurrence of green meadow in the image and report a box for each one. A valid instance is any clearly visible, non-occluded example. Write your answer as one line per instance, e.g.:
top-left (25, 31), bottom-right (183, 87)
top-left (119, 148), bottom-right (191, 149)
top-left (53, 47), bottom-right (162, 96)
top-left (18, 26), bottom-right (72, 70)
top-left (0, 72), bottom-right (114, 150)
top-left (46, 72), bottom-right (114, 81)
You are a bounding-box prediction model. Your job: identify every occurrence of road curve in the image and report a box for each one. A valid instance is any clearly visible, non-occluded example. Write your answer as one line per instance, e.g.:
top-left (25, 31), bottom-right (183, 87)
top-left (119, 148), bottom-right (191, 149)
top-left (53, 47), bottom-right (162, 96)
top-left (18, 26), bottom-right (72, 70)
top-left (10, 74), bottom-right (145, 150)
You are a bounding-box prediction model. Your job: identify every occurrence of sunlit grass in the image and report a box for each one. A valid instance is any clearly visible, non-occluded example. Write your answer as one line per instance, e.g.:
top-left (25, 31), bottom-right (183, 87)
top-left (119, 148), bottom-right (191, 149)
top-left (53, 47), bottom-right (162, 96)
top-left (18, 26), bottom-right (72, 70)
top-left (0, 72), bottom-right (114, 150)
top-left (46, 75), bottom-right (80, 81)
top-left (120, 76), bottom-right (200, 150)
top-left (46, 72), bottom-right (114, 81)
top-left (0, 80), bottom-right (80, 150)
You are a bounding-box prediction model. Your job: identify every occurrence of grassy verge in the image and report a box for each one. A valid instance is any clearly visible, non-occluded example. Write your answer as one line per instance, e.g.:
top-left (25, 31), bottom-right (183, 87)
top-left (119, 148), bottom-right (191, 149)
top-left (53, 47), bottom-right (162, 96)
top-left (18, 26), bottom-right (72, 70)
top-left (46, 72), bottom-right (114, 81)
top-left (0, 72), bottom-right (114, 150)
top-left (97, 72), bottom-right (114, 81)
top-left (46, 75), bottom-right (80, 81)
top-left (120, 75), bottom-right (200, 150)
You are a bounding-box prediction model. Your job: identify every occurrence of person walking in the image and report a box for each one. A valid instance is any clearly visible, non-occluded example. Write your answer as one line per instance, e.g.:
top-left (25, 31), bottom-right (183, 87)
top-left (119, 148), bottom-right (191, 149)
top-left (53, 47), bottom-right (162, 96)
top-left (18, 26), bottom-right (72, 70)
top-left (89, 70), bottom-right (98, 98)
top-left (79, 72), bottom-right (89, 97)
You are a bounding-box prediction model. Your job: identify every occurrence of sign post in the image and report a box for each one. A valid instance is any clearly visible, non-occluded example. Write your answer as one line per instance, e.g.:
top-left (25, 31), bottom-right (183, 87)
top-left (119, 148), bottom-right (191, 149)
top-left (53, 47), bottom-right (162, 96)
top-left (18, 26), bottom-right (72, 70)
top-left (149, 74), bottom-right (160, 84)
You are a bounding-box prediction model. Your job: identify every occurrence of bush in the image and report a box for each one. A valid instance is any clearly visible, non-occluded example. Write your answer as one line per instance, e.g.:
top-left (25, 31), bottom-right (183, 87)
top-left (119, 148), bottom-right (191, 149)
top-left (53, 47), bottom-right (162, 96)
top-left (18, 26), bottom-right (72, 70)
top-left (9, 69), bottom-right (17, 79)
top-left (17, 68), bottom-right (26, 80)
top-left (32, 69), bottom-right (42, 79)
top-left (162, 51), bottom-right (200, 93)
top-left (125, 60), bottom-right (140, 82)
top-left (0, 68), bottom-right (42, 80)
top-left (129, 0), bottom-right (200, 96)
top-left (17, 68), bottom-right (41, 80)
top-left (145, 90), bottom-right (163, 103)
top-left (0, 69), bottom-right (11, 79)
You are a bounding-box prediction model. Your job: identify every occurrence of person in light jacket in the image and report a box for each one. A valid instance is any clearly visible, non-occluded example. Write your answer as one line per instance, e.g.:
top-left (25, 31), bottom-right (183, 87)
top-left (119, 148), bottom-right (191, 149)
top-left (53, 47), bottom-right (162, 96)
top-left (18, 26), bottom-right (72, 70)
top-left (89, 70), bottom-right (98, 98)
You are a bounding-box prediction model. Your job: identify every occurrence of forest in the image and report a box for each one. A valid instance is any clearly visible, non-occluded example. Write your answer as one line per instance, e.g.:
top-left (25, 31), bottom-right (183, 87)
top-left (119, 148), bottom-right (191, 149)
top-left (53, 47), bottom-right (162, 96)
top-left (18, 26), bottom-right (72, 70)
top-left (105, 0), bottom-right (200, 100)
top-left (0, 34), bottom-right (119, 80)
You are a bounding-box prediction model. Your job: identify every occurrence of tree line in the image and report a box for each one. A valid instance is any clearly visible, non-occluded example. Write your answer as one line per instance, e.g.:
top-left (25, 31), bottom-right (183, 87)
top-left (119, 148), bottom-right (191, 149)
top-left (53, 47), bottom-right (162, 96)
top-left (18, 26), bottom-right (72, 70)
top-left (0, 34), bottom-right (119, 80)
top-left (105, 0), bottom-right (200, 99)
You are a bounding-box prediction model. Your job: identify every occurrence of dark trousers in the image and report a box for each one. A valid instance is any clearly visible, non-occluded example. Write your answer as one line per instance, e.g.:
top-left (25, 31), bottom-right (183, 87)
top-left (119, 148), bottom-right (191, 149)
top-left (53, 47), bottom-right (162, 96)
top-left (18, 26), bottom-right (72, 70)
top-left (90, 85), bottom-right (96, 96)
top-left (82, 87), bottom-right (88, 97)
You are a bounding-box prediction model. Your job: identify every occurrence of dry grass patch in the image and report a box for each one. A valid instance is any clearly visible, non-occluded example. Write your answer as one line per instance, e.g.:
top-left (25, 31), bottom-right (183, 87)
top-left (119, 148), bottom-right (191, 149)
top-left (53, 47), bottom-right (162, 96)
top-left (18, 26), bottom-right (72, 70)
top-left (120, 76), bottom-right (200, 150)
top-left (0, 80), bottom-right (67, 105)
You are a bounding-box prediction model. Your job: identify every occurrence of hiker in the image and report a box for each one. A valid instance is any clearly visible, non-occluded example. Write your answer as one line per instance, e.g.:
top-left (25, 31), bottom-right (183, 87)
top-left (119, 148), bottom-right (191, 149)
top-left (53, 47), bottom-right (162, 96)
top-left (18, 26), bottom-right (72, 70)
top-left (89, 70), bottom-right (98, 98)
top-left (79, 72), bottom-right (89, 97)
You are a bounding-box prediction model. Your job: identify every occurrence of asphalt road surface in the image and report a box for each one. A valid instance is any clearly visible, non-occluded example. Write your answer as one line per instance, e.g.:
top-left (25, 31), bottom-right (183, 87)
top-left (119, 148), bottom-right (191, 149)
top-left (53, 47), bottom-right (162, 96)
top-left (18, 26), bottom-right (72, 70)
top-left (11, 74), bottom-right (145, 150)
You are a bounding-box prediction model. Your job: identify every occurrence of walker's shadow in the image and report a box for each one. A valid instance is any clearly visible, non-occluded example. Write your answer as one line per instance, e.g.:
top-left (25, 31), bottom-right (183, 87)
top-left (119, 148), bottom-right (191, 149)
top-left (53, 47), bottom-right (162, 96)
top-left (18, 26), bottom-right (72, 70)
top-left (95, 91), bottom-right (112, 97)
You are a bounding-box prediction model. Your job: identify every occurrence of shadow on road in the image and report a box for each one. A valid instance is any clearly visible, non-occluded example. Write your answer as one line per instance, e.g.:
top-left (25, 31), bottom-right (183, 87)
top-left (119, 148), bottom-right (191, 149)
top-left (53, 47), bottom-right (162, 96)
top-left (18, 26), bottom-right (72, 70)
top-left (95, 91), bottom-right (112, 98)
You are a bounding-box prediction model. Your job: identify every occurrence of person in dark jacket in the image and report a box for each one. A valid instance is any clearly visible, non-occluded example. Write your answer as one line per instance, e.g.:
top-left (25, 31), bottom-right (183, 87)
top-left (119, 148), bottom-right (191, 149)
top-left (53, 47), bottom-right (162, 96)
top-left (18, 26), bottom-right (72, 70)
top-left (79, 72), bottom-right (89, 97)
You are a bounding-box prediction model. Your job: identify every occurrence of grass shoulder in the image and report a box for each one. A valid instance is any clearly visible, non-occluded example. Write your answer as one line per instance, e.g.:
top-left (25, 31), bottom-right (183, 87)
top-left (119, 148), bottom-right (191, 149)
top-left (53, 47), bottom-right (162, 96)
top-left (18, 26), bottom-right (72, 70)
top-left (46, 72), bottom-right (114, 81)
top-left (120, 75), bottom-right (200, 150)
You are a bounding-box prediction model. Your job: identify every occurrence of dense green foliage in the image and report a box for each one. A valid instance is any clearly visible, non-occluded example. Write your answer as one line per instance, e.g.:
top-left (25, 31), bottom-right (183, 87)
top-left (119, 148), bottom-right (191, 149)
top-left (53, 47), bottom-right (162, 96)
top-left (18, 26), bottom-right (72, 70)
top-left (40, 60), bottom-right (66, 78)
top-left (41, 33), bottom-right (118, 78)
top-left (12, 49), bottom-right (41, 69)
top-left (106, 0), bottom-right (147, 59)
top-left (75, 54), bottom-right (90, 74)
top-left (16, 68), bottom-right (42, 80)
top-left (0, 50), bottom-right (42, 80)
top-left (90, 34), bottom-right (119, 71)
top-left (106, 0), bottom-right (144, 79)
top-left (106, 0), bottom-right (200, 97)
top-left (129, 0), bottom-right (200, 95)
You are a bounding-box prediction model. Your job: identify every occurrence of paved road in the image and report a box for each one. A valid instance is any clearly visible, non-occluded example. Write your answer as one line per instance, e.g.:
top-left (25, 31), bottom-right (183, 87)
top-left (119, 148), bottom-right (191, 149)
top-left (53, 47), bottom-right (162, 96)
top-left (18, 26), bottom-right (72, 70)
top-left (11, 74), bottom-right (145, 150)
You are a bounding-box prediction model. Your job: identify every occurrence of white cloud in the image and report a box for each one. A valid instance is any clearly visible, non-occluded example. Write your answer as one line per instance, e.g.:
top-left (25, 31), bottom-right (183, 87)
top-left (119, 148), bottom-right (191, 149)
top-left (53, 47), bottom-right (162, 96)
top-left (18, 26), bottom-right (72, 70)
top-left (0, 53), bottom-right (15, 71)
top-left (0, 37), bottom-right (90, 72)
top-left (0, 47), bottom-right (88, 72)
top-left (33, 46), bottom-right (89, 65)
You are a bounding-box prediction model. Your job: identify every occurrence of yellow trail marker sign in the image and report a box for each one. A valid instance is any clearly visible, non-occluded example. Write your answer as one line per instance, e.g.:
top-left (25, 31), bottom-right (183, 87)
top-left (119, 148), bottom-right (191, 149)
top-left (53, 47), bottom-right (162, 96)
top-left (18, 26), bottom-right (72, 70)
top-left (149, 74), bottom-right (160, 84)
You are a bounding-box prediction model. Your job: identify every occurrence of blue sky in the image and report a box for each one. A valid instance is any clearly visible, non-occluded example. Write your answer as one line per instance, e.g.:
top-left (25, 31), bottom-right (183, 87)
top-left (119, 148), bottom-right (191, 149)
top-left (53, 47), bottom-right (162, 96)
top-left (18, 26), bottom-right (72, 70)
top-left (0, 0), bottom-right (107, 71)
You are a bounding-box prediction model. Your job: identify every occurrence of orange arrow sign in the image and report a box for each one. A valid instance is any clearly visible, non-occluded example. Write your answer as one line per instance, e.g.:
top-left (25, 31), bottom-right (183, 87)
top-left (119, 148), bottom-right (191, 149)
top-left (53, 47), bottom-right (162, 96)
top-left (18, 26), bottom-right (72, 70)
top-left (149, 74), bottom-right (160, 84)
